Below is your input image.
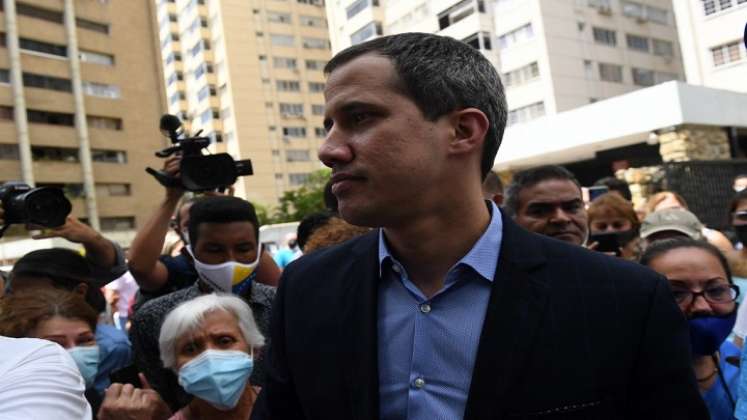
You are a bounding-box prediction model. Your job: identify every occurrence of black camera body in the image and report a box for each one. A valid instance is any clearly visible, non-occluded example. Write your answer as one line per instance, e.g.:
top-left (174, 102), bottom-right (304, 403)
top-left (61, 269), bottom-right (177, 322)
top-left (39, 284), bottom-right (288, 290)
top-left (0, 182), bottom-right (72, 230)
top-left (146, 114), bottom-right (253, 192)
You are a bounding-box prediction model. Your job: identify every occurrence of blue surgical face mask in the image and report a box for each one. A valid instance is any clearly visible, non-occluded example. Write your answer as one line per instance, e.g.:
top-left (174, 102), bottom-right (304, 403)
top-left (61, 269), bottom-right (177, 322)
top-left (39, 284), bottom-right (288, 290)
top-left (178, 349), bottom-right (254, 410)
top-left (68, 345), bottom-right (100, 389)
top-left (688, 310), bottom-right (737, 356)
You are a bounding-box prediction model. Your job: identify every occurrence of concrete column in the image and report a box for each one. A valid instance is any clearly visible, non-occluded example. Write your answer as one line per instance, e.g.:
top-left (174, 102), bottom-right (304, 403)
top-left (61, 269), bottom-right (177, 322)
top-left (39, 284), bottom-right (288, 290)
top-left (64, 0), bottom-right (100, 230)
top-left (4, 0), bottom-right (34, 186)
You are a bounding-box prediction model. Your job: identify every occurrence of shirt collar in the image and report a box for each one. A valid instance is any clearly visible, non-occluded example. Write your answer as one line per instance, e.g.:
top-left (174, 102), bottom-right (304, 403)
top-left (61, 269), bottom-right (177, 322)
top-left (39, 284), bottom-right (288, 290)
top-left (378, 201), bottom-right (503, 282)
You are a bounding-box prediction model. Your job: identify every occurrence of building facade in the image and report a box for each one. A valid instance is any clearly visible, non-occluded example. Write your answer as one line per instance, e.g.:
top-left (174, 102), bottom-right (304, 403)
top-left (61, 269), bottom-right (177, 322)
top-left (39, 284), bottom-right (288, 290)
top-left (155, 0), bottom-right (330, 207)
top-left (672, 0), bottom-right (747, 92)
top-left (0, 0), bottom-right (167, 237)
top-left (495, 0), bottom-right (683, 127)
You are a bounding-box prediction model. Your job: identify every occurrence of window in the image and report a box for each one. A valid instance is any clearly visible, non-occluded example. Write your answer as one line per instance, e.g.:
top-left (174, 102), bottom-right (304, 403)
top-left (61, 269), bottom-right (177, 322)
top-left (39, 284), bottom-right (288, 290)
top-left (270, 34), bottom-right (295, 46)
top-left (267, 11), bottom-right (292, 23)
top-left (279, 103), bottom-right (304, 116)
top-left (645, 5), bottom-right (670, 24)
top-left (0, 69), bottom-right (8, 83)
top-left (0, 143), bottom-right (18, 160)
top-left (289, 173), bottom-right (311, 186)
top-left (283, 127), bottom-right (306, 137)
top-left (314, 127), bottom-right (326, 138)
top-left (622, 1), bottom-right (670, 24)
top-left (299, 15), bottom-right (326, 27)
top-left (31, 146), bottom-right (78, 162)
top-left (622, 1), bottom-right (644, 18)
top-left (626, 34), bottom-right (649, 52)
top-left (297, 0), bottom-right (324, 4)
top-left (201, 17), bottom-right (208, 28)
top-left (79, 50), bottom-right (114, 66)
top-left (438, 0), bottom-right (482, 30)
top-left (14, 36), bottom-right (67, 57)
top-left (305, 59), bottom-right (326, 70)
top-left (700, 0), bottom-right (740, 16)
top-left (169, 13), bottom-right (177, 22)
top-left (277, 80), bottom-right (301, 91)
top-left (350, 21), bottom-right (382, 45)
top-left (462, 32), bottom-right (492, 50)
top-left (497, 23), bottom-right (534, 50)
top-left (502, 62), bottom-right (539, 87)
top-left (27, 109), bottom-right (74, 126)
top-left (0, 3), bottom-right (110, 34)
top-left (0, 106), bottom-right (12, 120)
top-left (87, 115), bottom-right (123, 130)
top-left (654, 72), bottom-right (678, 84)
top-left (82, 81), bottom-right (121, 99)
top-left (197, 85), bottom-right (211, 101)
top-left (308, 82), bottom-right (325, 92)
top-left (194, 64), bottom-right (206, 80)
top-left (96, 183), bottom-right (130, 196)
top-left (652, 39), bottom-right (674, 57)
top-left (346, 0), bottom-right (378, 19)
top-left (273, 57), bottom-right (297, 69)
top-left (302, 37), bottom-right (328, 49)
top-left (592, 27), bottom-right (616, 46)
top-left (200, 108), bottom-right (213, 124)
top-left (100, 217), bottom-right (135, 232)
top-left (711, 41), bottom-right (744, 66)
top-left (599, 63), bottom-right (624, 82)
top-left (92, 149), bottom-right (127, 163)
top-left (311, 104), bottom-right (324, 115)
top-left (23, 72), bottom-right (72, 92)
top-left (169, 91), bottom-right (185, 104)
top-left (632, 67), bottom-right (654, 86)
top-left (286, 149), bottom-right (310, 162)
top-left (507, 102), bottom-right (545, 126)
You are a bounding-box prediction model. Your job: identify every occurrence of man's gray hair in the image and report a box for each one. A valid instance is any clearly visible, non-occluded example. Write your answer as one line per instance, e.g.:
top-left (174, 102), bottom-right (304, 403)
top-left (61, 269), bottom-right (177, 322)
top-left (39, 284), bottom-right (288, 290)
top-left (158, 293), bottom-right (265, 370)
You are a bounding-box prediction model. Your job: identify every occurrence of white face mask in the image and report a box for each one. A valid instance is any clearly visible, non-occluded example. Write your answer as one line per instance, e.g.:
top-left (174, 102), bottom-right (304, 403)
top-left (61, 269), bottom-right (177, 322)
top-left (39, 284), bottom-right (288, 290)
top-left (186, 243), bottom-right (262, 294)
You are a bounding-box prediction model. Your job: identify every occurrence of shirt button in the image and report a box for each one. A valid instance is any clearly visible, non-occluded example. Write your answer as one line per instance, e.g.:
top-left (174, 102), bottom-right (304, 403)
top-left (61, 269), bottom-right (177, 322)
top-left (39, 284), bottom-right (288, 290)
top-left (414, 378), bottom-right (426, 389)
top-left (420, 303), bottom-right (431, 314)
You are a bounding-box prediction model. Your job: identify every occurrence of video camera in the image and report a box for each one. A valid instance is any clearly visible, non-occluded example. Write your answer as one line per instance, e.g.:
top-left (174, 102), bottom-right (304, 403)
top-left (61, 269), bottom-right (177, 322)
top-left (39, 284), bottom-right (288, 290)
top-left (0, 181), bottom-right (72, 237)
top-left (146, 114), bottom-right (253, 192)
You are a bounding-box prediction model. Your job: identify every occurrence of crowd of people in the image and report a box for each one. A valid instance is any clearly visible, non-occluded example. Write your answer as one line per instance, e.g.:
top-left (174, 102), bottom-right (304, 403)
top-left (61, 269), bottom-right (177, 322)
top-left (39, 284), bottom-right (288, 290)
top-left (1, 32), bottom-right (747, 420)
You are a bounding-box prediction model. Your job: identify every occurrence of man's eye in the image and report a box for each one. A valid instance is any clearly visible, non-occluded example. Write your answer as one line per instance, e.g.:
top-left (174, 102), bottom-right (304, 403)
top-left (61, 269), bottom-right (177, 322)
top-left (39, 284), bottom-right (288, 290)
top-left (323, 118), bottom-right (333, 131)
top-left (218, 336), bottom-right (235, 346)
top-left (351, 112), bottom-right (370, 124)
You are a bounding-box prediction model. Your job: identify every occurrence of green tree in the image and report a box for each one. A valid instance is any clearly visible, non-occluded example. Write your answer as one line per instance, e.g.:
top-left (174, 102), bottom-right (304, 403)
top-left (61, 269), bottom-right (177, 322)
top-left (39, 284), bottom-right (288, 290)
top-left (264, 169), bottom-right (330, 224)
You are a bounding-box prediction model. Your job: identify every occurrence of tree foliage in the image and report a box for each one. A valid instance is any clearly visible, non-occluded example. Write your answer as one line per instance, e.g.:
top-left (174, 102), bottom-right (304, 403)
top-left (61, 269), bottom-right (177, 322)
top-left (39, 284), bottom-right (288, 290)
top-left (259, 169), bottom-right (330, 225)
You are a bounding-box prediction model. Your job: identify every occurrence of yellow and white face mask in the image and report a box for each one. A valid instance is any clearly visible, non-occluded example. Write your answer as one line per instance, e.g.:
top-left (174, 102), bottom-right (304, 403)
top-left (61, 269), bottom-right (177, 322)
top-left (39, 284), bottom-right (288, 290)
top-left (187, 244), bottom-right (262, 295)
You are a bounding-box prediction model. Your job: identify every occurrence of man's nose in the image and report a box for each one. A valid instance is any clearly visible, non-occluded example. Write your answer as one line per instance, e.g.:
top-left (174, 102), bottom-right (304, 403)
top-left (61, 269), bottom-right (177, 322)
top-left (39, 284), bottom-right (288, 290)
top-left (318, 127), bottom-right (353, 168)
top-left (549, 208), bottom-right (571, 223)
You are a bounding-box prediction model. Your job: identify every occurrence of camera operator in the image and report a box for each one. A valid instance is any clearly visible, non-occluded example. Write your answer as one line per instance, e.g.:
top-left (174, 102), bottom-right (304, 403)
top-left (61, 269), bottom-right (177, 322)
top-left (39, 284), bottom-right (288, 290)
top-left (127, 155), bottom-right (280, 308)
top-left (0, 201), bottom-right (128, 286)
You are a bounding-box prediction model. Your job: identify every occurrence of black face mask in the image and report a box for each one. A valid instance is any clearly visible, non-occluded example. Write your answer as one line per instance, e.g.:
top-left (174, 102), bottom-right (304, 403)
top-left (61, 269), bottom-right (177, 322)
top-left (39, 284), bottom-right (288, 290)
top-left (734, 224), bottom-right (747, 245)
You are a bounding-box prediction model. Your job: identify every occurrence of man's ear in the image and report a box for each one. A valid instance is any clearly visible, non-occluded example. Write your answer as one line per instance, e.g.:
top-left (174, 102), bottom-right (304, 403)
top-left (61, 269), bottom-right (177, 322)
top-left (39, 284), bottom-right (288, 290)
top-left (492, 193), bottom-right (504, 206)
top-left (448, 108), bottom-right (489, 156)
top-left (74, 282), bottom-right (88, 296)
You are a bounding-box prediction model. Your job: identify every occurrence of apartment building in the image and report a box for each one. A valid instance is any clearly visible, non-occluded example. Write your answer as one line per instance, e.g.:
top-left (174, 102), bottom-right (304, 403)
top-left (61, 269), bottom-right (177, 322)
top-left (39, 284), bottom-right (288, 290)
top-left (156, 0), bottom-right (330, 207)
top-left (326, 0), bottom-right (498, 67)
top-left (0, 0), bottom-right (166, 236)
top-left (495, 0), bottom-right (683, 127)
top-left (673, 0), bottom-right (747, 92)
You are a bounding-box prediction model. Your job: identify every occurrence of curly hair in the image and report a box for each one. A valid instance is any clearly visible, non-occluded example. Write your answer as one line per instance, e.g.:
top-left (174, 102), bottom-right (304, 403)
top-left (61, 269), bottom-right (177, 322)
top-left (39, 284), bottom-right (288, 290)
top-left (303, 217), bottom-right (371, 253)
top-left (0, 288), bottom-right (98, 338)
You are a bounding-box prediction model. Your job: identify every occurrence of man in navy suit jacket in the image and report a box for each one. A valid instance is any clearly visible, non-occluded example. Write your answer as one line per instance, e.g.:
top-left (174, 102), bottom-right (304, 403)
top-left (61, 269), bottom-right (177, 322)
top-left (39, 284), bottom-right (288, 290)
top-left (252, 33), bottom-right (707, 420)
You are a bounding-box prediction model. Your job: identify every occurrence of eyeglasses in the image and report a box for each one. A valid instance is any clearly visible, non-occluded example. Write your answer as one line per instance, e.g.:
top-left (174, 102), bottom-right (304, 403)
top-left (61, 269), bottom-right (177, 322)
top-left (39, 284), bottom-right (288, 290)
top-left (670, 283), bottom-right (740, 306)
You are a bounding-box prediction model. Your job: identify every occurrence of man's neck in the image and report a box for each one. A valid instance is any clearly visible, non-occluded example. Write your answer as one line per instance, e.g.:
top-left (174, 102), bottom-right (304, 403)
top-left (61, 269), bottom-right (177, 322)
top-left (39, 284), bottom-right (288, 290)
top-left (384, 195), bottom-right (492, 298)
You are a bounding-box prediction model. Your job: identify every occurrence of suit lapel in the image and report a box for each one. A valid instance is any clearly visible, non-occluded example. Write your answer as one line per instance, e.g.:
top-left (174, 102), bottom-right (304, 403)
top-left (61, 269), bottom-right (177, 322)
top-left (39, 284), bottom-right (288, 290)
top-left (464, 214), bottom-right (551, 420)
top-left (340, 232), bottom-right (380, 420)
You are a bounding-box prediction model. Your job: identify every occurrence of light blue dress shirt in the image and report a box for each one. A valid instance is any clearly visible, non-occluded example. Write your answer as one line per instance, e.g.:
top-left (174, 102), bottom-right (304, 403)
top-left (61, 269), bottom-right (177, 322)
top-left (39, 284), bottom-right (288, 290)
top-left (378, 202), bottom-right (502, 420)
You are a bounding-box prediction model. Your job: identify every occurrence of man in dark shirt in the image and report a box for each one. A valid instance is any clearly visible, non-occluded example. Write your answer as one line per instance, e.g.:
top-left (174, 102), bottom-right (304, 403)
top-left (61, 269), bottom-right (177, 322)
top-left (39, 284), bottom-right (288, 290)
top-left (130, 196), bottom-right (274, 411)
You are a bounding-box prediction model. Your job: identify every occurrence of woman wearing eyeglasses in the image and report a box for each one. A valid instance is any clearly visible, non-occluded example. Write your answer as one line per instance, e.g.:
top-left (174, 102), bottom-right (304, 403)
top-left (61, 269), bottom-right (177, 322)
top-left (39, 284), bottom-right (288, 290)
top-left (641, 238), bottom-right (740, 420)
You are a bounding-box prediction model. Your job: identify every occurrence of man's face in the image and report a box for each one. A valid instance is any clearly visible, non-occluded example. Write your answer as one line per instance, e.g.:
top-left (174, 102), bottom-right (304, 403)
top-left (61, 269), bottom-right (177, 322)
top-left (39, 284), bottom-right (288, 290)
top-left (514, 179), bottom-right (588, 245)
top-left (319, 54), bottom-right (453, 227)
top-left (193, 221), bottom-right (258, 265)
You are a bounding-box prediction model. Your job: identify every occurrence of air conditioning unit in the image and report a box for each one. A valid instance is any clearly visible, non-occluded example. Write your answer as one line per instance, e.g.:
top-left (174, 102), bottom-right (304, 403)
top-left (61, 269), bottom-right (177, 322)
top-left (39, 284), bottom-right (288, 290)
top-left (597, 5), bottom-right (612, 15)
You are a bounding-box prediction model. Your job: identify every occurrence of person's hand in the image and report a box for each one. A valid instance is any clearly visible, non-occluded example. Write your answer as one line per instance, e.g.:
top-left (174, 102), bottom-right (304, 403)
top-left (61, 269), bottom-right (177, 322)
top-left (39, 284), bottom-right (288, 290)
top-left (163, 154), bottom-right (184, 201)
top-left (98, 374), bottom-right (172, 420)
top-left (30, 216), bottom-right (101, 243)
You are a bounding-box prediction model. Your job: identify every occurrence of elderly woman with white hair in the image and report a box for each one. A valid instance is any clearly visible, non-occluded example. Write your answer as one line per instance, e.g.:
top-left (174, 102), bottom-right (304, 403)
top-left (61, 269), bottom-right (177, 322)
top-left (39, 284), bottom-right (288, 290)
top-left (159, 293), bottom-right (264, 420)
